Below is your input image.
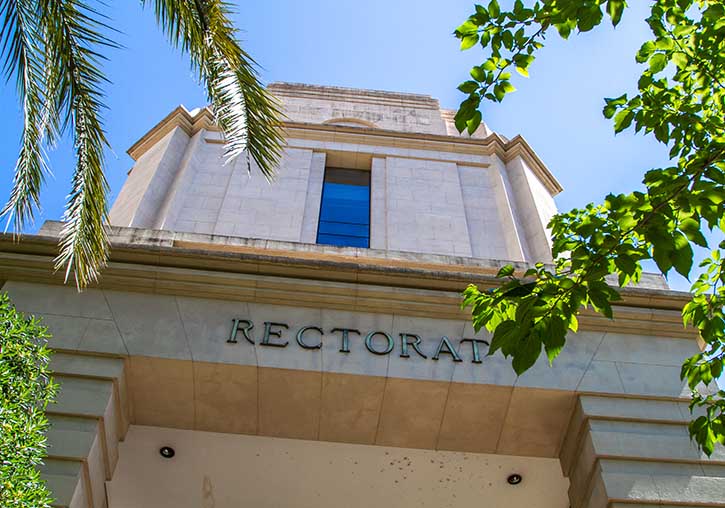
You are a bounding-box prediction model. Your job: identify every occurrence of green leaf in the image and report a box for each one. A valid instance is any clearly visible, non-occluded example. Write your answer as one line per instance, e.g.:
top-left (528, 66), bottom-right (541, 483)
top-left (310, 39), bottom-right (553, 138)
top-left (488, 0), bottom-right (500, 18)
top-left (497, 264), bottom-right (515, 278)
top-left (458, 80), bottom-right (479, 94)
top-left (489, 319), bottom-right (521, 355)
top-left (543, 317), bottom-right (567, 363)
top-left (501, 30), bottom-right (513, 50)
top-left (512, 333), bottom-right (542, 375)
top-left (671, 51), bottom-right (688, 69)
top-left (670, 231), bottom-right (694, 278)
top-left (636, 41), bottom-right (655, 63)
top-left (480, 30), bottom-right (491, 48)
top-left (470, 65), bottom-right (486, 82)
top-left (652, 236), bottom-right (674, 275)
top-left (456, 20), bottom-right (479, 35)
top-left (607, 0), bottom-right (625, 26)
top-left (503, 281), bottom-right (536, 297)
top-left (493, 83), bottom-right (506, 101)
top-left (467, 110), bottom-right (482, 135)
top-left (680, 218), bottom-right (708, 248)
top-left (649, 53), bottom-right (667, 73)
top-left (461, 34), bottom-right (480, 50)
top-left (568, 314), bottom-right (579, 333)
top-left (555, 22), bottom-right (571, 39)
top-left (501, 81), bottom-right (516, 94)
top-left (482, 59), bottom-right (497, 71)
top-left (613, 109), bottom-right (634, 133)
top-left (614, 254), bottom-right (637, 277)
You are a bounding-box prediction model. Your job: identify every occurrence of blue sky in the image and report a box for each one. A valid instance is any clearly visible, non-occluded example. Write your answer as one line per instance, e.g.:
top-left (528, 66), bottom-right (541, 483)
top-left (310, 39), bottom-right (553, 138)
top-left (0, 1), bottom-right (697, 290)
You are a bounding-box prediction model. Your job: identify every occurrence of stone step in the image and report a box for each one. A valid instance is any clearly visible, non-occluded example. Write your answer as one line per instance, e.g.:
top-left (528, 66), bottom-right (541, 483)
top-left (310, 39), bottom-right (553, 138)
top-left (46, 353), bottom-right (128, 508)
top-left (51, 353), bottom-right (129, 436)
top-left (40, 460), bottom-right (86, 508)
top-left (45, 353), bottom-right (130, 508)
top-left (46, 414), bottom-right (106, 508)
top-left (51, 372), bottom-right (122, 479)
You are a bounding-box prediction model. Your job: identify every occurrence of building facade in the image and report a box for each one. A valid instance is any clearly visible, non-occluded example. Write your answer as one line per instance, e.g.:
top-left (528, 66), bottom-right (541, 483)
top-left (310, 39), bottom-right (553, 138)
top-left (1, 83), bottom-right (723, 508)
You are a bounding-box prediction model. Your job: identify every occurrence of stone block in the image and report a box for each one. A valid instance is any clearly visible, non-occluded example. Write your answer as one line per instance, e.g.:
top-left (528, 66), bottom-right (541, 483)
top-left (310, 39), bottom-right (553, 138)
top-left (437, 383), bottom-right (512, 453)
top-left (516, 330), bottom-right (604, 391)
top-left (320, 309), bottom-right (392, 377)
top-left (104, 290), bottom-right (191, 360)
top-left (319, 372), bottom-right (385, 444)
top-left (375, 377), bottom-right (448, 449)
top-left (193, 361), bottom-right (258, 435)
top-left (577, 360), bottom-right (625, 394)
top-left (3, 281), bottom-right (112, 319)
top-left (497, 387), bottom-right (575, 457)
top-left (386, 315), bottom-right (466, 382)
top-left (257, 367), bottom-right (321, 440)
top-left (127, 356), bottom-right (195, 429)
top-left (594, 332), bottom-right (698, 366)
top-left (176, 297), bottom-right (256, 366)
top-left (615, 362), bottom-right (688, 398)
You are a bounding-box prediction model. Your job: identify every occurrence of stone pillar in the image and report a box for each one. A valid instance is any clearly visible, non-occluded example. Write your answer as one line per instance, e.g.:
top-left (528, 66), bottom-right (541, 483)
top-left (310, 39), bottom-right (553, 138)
top-left (45, 352), bottom-right (130, 508)
top-left (299, 151), bottom-right (326, 244)
top-left (560, 394), bottom-right (725, 508)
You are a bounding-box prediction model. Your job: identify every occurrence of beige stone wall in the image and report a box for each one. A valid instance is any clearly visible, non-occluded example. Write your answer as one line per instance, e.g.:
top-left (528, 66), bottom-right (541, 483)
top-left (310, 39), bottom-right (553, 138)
top-left (381, 157), bottom-right (472, 257)
top-left (109, 139), bottom-right (550, 261)
top-left (4, 280), bottom-right (700, 403)
top-left (0, 221), bottom-right (715, 508)
top-left (109, 84), bottom-right (560, 263)
top-left (109, 127), bottom-right (190, 227)
top-left (6, 275), bottom-right (722, 508)
top-left (107, 426), bottom-right (569, 508)
top-left (505, 156), bottom-right (557, 262)
top-left (269, 82), bottom-right (450, 135)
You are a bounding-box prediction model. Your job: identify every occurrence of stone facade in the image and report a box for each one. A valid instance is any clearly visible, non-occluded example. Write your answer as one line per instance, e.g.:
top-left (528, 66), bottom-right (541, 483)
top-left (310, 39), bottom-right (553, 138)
top-left (110, 83), bottom-right (560, 262)
top-left (1, 83), bottom-right (722, 508)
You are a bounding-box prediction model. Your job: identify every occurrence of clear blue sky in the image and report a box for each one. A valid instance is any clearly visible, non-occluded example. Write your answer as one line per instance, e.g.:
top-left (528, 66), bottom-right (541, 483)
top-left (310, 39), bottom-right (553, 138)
top-left (0, 1), bottom-right (698, 290)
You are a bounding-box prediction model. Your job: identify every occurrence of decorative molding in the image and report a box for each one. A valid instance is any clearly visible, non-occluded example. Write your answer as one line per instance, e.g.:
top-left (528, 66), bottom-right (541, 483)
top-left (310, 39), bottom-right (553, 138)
top-left (0, 226), bottom-right (695, 339)
top-left (321, 117), bottom-right (378, 129)
top-left (267, 82), bottom-right (441, 110)
top-left (125, 106), bottom-right (563, 196)
top-left (126, 106), bottom-right (219, 161)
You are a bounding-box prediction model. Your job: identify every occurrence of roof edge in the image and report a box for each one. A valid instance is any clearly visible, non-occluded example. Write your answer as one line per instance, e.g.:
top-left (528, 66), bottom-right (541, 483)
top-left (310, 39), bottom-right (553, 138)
top-left (126, 107), bottom-right (563, 195)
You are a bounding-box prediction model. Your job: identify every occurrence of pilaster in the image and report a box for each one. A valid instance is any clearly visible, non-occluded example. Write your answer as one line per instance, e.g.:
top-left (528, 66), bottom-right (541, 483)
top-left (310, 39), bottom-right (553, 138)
top-left (560, 394), bottom-right (725, 508)
top-left (44, 353), bottom-right (130, 508)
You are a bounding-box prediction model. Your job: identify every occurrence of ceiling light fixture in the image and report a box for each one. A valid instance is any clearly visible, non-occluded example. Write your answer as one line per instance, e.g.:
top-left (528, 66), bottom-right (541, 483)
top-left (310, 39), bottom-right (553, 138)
top-left (159, 446), bottom-right (175, 459)
top-left (507, 473), bottom-right (522, 485)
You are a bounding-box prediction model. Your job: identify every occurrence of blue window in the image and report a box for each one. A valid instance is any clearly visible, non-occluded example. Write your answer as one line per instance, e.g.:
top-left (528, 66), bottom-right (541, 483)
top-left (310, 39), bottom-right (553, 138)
top-left (317, 168), bottom-right (370, 248)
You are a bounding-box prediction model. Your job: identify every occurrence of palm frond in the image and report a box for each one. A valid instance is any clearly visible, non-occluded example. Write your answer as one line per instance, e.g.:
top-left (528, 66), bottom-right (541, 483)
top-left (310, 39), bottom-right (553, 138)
top-left (0, 0), bottom-right (49, 232)
top-left (145, 0), bottom-right (285, 179)
top-left (39, 0), bottom-right (115, 288)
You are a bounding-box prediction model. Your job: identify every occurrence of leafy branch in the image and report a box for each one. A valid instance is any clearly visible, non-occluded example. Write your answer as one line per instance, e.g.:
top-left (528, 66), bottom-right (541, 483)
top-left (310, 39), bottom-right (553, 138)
top-left (1, 0), bottom-right (285, 287)
top-left (455, 0), bottom-right (725, 455)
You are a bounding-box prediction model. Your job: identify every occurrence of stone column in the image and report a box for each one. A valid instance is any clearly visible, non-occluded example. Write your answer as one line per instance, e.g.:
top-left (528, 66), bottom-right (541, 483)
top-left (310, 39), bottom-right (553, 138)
top-left (560, 394), bottom-right (725, 508)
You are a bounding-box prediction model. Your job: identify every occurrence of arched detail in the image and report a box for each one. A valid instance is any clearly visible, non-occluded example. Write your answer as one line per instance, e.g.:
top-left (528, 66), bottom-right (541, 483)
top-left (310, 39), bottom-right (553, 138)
top-left (322, 117), bottom-right (377, 129)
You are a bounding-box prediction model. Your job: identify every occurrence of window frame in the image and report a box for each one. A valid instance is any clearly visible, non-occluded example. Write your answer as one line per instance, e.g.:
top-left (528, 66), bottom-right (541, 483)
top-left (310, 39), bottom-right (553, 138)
top-left (316, 167), bottom-right (371, 248)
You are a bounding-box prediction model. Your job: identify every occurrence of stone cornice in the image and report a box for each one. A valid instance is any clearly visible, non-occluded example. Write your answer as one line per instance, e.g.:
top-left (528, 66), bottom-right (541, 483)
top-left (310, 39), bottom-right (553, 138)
top-left (0, 224), bottom-right (694, 339)
top-left (127, 105), bottom-right (219, 161)
top-left (268, 82), bottom-right (441, 110)
top-left (125, 106), bottom-right (563, 196)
